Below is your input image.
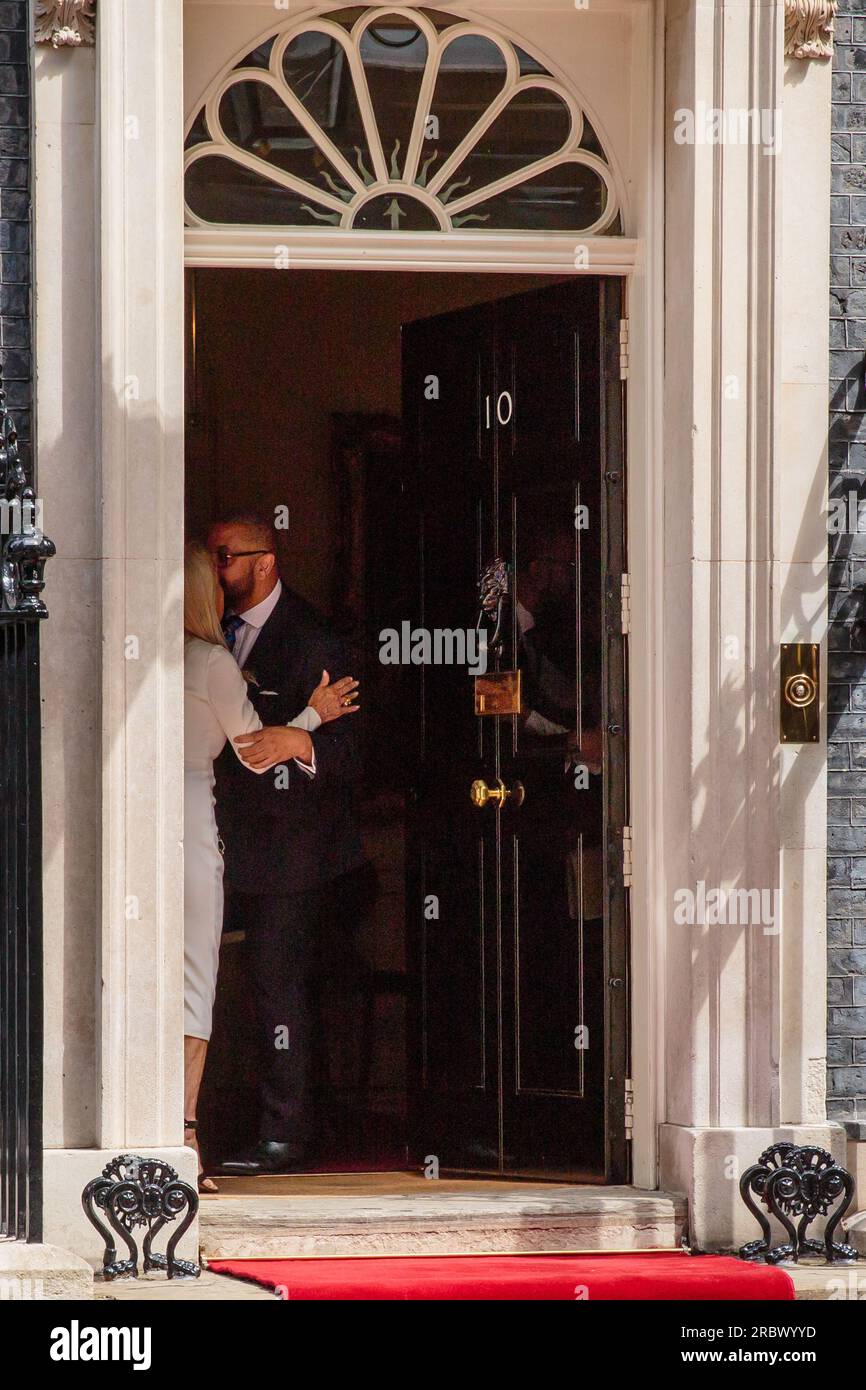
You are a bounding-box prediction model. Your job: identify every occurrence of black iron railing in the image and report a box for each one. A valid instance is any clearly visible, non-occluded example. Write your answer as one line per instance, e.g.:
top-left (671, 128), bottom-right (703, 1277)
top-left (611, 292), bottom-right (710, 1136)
top-left (0, 0), bottom-right (55, 1247)
top-left (0, 389), bottom-right (53, 1242)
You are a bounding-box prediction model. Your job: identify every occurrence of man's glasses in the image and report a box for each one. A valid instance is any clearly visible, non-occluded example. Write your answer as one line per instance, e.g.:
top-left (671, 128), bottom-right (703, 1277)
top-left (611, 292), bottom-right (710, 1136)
top-left (212, 546), bottom-right (271, 569)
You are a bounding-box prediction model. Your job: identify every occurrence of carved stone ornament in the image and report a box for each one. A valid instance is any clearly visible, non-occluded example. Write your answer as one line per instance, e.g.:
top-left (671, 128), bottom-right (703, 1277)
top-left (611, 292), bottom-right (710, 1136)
top-left (784, 0), bottom-right (837, 59)
top-left (35, 0), bottom-right (96, 48)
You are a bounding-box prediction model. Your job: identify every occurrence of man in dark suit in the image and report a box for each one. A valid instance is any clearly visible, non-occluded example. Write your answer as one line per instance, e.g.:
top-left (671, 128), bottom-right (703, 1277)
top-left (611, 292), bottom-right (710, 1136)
top-left (207, 513), bottom-right (362, 1175)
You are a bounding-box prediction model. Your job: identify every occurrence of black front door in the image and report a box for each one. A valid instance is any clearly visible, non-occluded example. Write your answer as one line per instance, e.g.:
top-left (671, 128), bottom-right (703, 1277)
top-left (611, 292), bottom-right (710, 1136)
top-left (404, 279), bottom-right (628, 1180)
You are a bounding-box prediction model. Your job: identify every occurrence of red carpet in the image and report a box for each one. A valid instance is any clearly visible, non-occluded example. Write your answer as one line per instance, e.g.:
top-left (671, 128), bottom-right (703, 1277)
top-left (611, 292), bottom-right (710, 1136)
top-left (208, 1251), bottom-right (795, 1300)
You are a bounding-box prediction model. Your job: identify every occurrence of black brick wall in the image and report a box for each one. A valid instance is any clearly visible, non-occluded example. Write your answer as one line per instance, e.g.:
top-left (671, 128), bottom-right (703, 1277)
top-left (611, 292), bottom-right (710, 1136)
top-left (829, 3), bottom-right (866, 1122)
top-left (0, 0), bottom-right (29, 471)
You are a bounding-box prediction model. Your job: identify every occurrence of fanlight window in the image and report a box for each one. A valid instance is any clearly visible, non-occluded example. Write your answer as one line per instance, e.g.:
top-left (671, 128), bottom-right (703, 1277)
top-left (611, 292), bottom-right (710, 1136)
top-left (184, 7), bottom-right (621, 235)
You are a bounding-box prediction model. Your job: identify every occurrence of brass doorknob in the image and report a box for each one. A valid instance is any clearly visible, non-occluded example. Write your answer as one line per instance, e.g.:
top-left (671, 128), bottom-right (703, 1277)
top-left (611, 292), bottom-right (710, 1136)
top-left (470, 777), bottom-right (525, 809)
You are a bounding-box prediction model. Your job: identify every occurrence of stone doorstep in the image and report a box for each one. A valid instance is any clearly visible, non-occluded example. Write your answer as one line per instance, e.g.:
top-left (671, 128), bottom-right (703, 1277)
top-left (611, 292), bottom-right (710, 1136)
top-left (198, 1184), bottom-right (687, 1260)
top-left (784, 1189), bottom-right (866, 1300)
top-left (0, 1242), bottom-right (94, 1301)
top-left (846, 1210), bottom-right (866, 1256)
top-left (788, 1262), bottom-right (866, 1301)
top-left (93, 1268), bottom-right (276, 1301)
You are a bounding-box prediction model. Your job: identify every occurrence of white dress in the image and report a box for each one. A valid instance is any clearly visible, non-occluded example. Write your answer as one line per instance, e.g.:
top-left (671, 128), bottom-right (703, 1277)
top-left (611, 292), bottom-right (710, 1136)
top-left (183, 636), bottom-right (317, 1040)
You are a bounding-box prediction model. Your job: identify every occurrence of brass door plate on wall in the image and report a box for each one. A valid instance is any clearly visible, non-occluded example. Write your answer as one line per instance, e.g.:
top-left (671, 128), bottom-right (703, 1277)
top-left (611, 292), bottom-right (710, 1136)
top-left (780, 643), bottom-right (820, 744)
top-left (474, 669), bottom-right (522, 716)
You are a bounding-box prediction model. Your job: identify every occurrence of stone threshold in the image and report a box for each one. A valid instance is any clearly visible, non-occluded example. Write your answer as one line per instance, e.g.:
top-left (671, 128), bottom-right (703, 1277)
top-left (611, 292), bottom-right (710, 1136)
top-left (787, 1261), bottom-right (866, 1301)
top-left (845, 1210), bottom-right (866, 1257)
top-left (0, 1241), bottom-right (93, 1300)
top-left (198, 1173), bottom-right (687, 1260)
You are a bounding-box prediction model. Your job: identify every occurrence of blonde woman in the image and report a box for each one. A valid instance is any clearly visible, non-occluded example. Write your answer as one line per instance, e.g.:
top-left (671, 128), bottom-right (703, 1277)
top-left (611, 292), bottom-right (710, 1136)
top-left (183, 543), bottom-right (358, 1191)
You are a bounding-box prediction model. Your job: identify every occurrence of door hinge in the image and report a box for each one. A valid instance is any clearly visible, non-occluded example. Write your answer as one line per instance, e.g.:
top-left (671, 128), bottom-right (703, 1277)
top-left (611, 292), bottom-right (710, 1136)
top-left (619, 317), bottom-right (629, 381)
top-left (625, 1078), bottom-right (634, 1139)
top-left (621, 572), bottom-right (631, 636)
top-left (622, 825), bottom-right (633, 887)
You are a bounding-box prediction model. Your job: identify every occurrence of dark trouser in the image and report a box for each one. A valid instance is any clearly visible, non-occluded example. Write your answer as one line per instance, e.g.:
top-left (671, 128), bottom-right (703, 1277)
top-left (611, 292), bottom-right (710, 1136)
top-left (235, 887), bottom-right (322, 1144)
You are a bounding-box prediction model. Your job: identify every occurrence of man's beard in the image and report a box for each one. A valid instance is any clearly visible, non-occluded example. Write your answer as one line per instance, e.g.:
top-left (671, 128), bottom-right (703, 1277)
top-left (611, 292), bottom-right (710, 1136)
top-left (222, 571), bottom-right (256, 609)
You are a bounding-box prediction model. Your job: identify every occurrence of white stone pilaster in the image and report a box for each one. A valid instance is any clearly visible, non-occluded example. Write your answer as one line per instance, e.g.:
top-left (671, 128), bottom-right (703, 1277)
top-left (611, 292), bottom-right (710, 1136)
top-left (36, 42), bottom-right (100, 1151)
top-left (37, 0), bottom-right (193, 1263)
top-left (661, 0), bottom-right (838, 1243)
top-left (96, 0), bottom-right (186, 1151)
top-left (777, 33), bottom-right (833, 1129)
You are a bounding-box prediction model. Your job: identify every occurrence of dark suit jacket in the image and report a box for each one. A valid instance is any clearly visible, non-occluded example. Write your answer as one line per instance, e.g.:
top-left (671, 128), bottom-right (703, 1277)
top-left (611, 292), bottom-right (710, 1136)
top-left (214, 586), bottom-right (363, 896)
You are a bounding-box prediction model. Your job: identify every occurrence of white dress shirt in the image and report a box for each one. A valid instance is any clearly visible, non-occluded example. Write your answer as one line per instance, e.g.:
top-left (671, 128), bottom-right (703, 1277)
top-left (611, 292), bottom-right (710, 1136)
top-left (515, 597), bottom-right (534, 638)
top-left (227, 579), bottom-right (319, 775)
top-left (231, 579), bottom-right (282, 670)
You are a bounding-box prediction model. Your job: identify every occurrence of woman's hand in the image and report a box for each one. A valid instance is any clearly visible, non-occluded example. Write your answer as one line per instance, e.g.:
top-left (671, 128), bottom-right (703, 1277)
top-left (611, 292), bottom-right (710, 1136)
top-left (234, 726), bottom-right (313, 770)
top-left (308, 669), bottom-right (360, 724)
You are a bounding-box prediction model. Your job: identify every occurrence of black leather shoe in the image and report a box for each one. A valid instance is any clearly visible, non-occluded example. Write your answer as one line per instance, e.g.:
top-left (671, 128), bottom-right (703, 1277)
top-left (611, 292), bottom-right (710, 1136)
top-left (216, 1140), bottom-right (309, 1176)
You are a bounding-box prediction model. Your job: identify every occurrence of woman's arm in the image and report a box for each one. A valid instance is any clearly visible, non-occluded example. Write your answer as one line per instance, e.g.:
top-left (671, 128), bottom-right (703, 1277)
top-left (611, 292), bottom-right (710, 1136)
top-left (235, 670), bottom-right (360, 771)
top-left (206, 646), bottom-right (270, 775)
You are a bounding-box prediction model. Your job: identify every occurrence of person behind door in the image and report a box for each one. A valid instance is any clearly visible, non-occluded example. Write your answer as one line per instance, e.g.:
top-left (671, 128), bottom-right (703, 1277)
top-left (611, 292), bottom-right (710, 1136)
top-left (208, 513), bottom-right (363, 1176)
top-left (182, 543), bottom-right (359, 1191)
top-left (515, 518), bottom-right (604, 921)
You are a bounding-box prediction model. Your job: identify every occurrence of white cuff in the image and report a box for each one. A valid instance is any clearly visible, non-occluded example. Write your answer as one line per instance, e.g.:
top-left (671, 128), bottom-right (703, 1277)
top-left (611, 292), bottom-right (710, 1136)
top-left (294, 747), bottom-right (317, 778)
top-left (288, 706), bottom-right (322, 734)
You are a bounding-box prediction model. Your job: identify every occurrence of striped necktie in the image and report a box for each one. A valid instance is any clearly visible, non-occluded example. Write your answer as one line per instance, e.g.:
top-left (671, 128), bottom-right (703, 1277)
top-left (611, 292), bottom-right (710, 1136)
top-left (222, 613), bottom-right (245, 657)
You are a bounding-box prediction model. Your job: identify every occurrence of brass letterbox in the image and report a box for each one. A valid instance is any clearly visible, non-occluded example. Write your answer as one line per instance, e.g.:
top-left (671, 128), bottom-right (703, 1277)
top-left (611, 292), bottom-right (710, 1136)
top-left (474, 669), bottom-right (522, 717)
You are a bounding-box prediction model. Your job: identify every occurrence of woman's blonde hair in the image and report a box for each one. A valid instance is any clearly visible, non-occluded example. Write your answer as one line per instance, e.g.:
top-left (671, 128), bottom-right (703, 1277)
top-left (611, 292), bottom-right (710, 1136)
top-left (184, 542), bottom-right (226, 647)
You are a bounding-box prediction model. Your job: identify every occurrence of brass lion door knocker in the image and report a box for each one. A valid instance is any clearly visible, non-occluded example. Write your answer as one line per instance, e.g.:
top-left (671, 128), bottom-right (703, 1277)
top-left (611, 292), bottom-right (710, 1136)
top-left (477, 557), bottom-right (509, 652)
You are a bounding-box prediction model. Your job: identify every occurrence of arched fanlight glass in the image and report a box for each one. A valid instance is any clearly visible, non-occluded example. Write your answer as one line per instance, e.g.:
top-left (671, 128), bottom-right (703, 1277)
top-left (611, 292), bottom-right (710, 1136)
top-left (184, 6), bottom-right (621, 235)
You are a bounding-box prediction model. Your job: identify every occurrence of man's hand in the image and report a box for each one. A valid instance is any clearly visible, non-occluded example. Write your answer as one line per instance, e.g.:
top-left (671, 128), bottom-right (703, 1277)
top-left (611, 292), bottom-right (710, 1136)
top-left (308, 669), bottom-right (360, 724)
top-left (235, 726), bottom-right (313, 770)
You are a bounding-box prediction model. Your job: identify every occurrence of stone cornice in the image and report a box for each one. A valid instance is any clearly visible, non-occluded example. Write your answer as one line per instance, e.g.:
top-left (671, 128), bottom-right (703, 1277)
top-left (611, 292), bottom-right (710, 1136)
top-left (784, 0), bottom-right (837, 59)
top-left (35, 0), bottom-right (96, 48)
